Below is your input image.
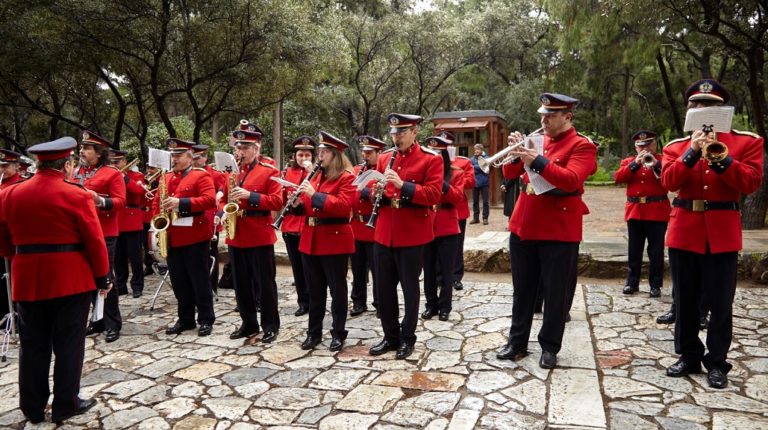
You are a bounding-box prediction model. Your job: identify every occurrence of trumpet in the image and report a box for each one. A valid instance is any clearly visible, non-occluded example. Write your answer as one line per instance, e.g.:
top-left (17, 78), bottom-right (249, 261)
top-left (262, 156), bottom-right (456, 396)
top-left (641, 153), bottom-right (657, 168)
top-left (478, 128), bottom-right (543, 174)
top-left (701, 125), bottom-right (729, 164)
top-left (120, 158), bottom-right (140, 172)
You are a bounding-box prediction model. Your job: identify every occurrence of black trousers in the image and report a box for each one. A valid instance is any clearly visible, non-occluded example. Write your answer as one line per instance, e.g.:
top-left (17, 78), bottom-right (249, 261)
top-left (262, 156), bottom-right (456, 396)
top-left (167, 240), bottom-right (215, 325)
top-left (626, 219), bottom-right (667, 289)
top-left (350, 240), bottom-right (377, 309)
top-left (142, 223), bottom-right (154, 271)
top-left (17, 291), bottom-right (90, 422)
top-left (508, 234), bottom-right (579, 354)
top-left (374, 244), bottom-right (423, 346)
top-left (115, 230), bottom-right (145, 293)
top-left (302, 253), bottom-right (349, 340)
top-left (453, 219), bottom-right (467, 281)
top-left (670, 248), bottom-right (737, 373)
top-left (91, 237), bottom-right (121, 331)
top-left (472, 186), bottom-right (489, 220)
top-left (229, 245), bottom-right (280, 332)
top-left (209, 233), bottom-right (219, 292)
top-left (283, 233), bottom-right (309, 308)
top-left (424, 234), bottom-right (459, 312)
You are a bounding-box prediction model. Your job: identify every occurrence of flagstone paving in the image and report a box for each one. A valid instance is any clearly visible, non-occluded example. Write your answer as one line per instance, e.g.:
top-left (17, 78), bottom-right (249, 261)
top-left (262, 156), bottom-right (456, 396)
top-left (0, 276), bottom-right (766, 429)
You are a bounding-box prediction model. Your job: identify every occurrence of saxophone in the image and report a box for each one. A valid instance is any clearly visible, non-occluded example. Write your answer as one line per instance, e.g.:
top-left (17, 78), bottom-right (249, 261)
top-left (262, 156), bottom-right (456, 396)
top-left (221, 169), bottom-right (242, 240)
top-left (149, 171), bottom-right (171, 260)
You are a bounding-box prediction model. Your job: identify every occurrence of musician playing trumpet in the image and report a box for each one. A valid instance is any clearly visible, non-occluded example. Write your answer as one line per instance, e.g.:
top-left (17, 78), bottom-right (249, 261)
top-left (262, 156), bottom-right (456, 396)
top-left (221, 129), bottom-right (283, 343)
top-left (496, 93), bottom-right (597, 369)
top-left (613, 131), bottom-right (670, 299)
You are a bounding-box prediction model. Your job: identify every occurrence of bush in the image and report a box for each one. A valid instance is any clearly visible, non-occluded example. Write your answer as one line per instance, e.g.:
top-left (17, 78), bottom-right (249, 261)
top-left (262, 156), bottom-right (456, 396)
top-left (587, 165), bottom-right (614, 182)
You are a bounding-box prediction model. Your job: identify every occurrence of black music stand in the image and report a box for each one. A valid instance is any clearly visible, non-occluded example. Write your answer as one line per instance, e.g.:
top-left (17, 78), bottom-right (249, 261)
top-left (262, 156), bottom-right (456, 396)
top-left (148, 256), bottom-right (217, 313)
top-left (1, 258), bottom-right (18, 362)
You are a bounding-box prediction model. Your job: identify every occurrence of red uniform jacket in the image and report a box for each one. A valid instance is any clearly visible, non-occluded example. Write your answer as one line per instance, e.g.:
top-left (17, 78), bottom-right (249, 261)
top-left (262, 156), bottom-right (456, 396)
top-left (502, 127), bottom-right (597, 242)
top-left (433, 169), bottom-right (466, 237)
top-left (662, 130), bottom-right (763, 254)
top-left (0, 173), bottom-right (23, 190)
top-left (152, 167), bottom-right (216, 248)
top-left (220, 160), bottom-right (283, 248)
top-left (351, 163), bottom-right (376, 243)
top-left (452, 156), bottom-right (475, 220)
top-left (279, 165), bottom-right (309, 234)
top-left (74, 164), bottom-right (126, 238)
top-left (296, 170), bottom-right (355, 256)
top-left (119, 170), bottom-right (146, 232)
top-left (0, 169), bottom-right (109, 301)
top-left (614, 154), bottom-right (671, 222)
top-left (372, 145), bottom-right (443, 247)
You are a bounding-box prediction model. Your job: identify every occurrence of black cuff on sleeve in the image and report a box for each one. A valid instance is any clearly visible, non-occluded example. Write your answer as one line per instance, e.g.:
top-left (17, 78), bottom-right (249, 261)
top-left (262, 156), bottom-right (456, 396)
top-left (123, 175), bottom-right (130, 185)
top-left (653, 161), bottom-right (662, 175)
top-left (628, 161), bottom-right (641, 173)
top-left (311, 192), bottom-right (327, 210)
top-left (682, 148), bottom-right (701, 168)
top-left (248, 192), bottom-right (261, 207)
top-left (709, 155), bottom-right (734, 174)
top-left (95, 276), bottom-right (109, 290)
top-left (361, 188), bottom-right (371, 200)
top-left (101, 197), bottom-right (114, 211)
top-left (401, 181), bottom-right (416, 200)
top-left (178, 198), bottom-right (192, 216)
top-left (290, 202), bottom-right (305, 215)
top-left (216, 210), bottom-right (224, 218)
top-left (529, 155), bottom-right (549, 174)
top-left (442, 180), bottom-right (450, 194)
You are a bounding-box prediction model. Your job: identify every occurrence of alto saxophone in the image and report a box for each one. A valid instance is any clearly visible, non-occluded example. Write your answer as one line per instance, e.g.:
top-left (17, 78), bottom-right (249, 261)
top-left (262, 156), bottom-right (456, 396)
top-left (149, 170), bottom-right (172, 259)
top-left (221, 169), bottom-right (242, 240)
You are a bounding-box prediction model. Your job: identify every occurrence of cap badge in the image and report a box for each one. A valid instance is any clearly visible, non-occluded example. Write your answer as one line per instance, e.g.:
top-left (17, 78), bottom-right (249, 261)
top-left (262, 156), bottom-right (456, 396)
top-left (248, 125), bottom-right (256, 131)
top-left (540, 96), bottom-right (551, 106)
top-left (699, 82), bottom-right (713, 93)
top-left (82, 131), bottom-right (90, 140)
top-left (168, 140), bottom-right (177, 148)
top-left (302, 137), bottom-right (310, 145)
top-left (361, 137), bottom-right (369, 145)
top-left (236, 132), bottom-right (245, 140)
top-left (638, 133), bottom-right (647, 140)
top-left (390, 116), bottom-right (400, 126)
top-left (0, 153), bottom-right (5, 160)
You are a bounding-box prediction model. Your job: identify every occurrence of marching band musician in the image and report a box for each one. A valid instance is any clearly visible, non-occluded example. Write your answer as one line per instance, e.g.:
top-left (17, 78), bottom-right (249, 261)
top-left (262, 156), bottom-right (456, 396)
top-left (280, 136), bottom-right (317, 317)
top-left (75, 131), bottom-right (126, 343)
top-left (496, 93), bottom-right (597, 369)
top-left (422, 135), bottom-right (466, 322)
top-left (0, 137), bottom-right (109, 425)
top-left (349, 135), bottom-right (385, 317)
top-left (155, 138), bottom-right (217, 337)
top-left (293, 131), bottom-right (356, 352)
top-left (661, 79), bottom-right (763, 389)
top-left (614, 131), bottom-right (670, 298)
top-left (368, 113), bottom-right (443, 360)
top-left (111, 150), bottom-right (147, 298)
top-left (192, 144), bottom-right (226, 294)
top-left (436, 131), bottom-right (476, 291)
top-left (221, 129), bottom-right (283, 342)
top-left (0, 149), bottom-right (25, 318)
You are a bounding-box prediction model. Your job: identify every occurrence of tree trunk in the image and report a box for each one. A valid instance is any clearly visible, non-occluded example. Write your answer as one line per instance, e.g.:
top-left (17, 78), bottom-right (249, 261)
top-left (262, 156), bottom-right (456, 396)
top-left (272, 101), bottom-right (283, 169)
top-left (741, 46), bottom-right (767, 229)
top-left (621, 67), bottom-right (631, 154)
top-left (656, 52), bottom-right (683, 135)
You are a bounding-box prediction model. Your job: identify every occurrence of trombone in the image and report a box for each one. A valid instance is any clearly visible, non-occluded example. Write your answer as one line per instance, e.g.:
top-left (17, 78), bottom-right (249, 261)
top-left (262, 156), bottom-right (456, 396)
top-left (120, 158), bottom-right (141, 172)
top-left (478, 127), bottom-right (543, 174)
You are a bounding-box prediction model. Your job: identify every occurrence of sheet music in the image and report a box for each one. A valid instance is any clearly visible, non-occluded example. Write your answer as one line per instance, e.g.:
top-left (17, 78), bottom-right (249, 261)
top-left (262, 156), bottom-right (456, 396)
top-left (214, 152), bottom-right (239, 173)
top-left (148, 148), bottom-right (171, 170)
top-left (683, 106), bottom-right (734, 132)
top-left (352, 169), bottom-right (385, 190)
top-left (523, 134), bottom-right (556, 195)
top-left (172, 216), bottom-right (194, 227)
top-left (93, 294), bottom-right (104, 321)
top-left (270, 176), bottom-right (298, 188)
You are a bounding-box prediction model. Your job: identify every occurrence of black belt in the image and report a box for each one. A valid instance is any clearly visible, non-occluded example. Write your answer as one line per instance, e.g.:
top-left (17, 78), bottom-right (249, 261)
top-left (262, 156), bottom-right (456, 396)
top-left (16, 243), bottom-right (85, 254)
top-left (627, 195), bottom-right (668, 204)
top-left (435, 203), bottom-right (454, 209)
top-left (242, 210), bottom-right (270, 217)
top-left (355, 214), bottom-right (372, 223)
top-left (380, 198), bottom-right (428, 209)
top-left (672, 198), bottom-right (739, 212)
top-left (521, 183), bottom-right (580, 197)
top-left (306, 217), bottom-right (349, 226)
top-left (126, 204), bottom-right (141, 209)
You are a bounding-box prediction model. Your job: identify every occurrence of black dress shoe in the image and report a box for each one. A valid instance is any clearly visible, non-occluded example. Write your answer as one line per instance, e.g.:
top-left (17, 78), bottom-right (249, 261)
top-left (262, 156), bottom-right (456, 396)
top-left (666, 359), bottom-right (702, 377)
top-left (166, 322), bottom-right (196, 335)
top-left (707, 369), bottom-right (728, 388)
top-left (262, 331), bottom-right (278, 343)
top-left (86, 322), bottom-right (104, 336)
top-left (482, 219), bottom-right (488, 225)
top-left (453, 280), bottom-right (463, 291)
top-left (230, 326), bottom-right (259, 340)
top-left (623, 285), bottom-right (639, 294)
top-left (53, 398), bottom-right (96, 424)
top-left (565, 312), bottom-right (572, 322)
top-left (350, 304), bottom-right (367, 316)
top-left (649, 287), bottom-right (661, 298)
top-left (656, 311), bottom-right (675, 324)
top-left (132, 290), bottom-right (143, 298)
top-left (496, 344), bottom-right (528, 360)
top-left (198, 324), bottom-right (213, 336)
top-left (301, 336), bottom-right (322, 350)
top-left (294, 306), bottom-right (309, 317)
top-left (539, 351), bottom-right (557, 369)
top-left (699, 316), bottom-right (709, 330)
top-left (395, 343), bottom-right (414, 360)
top-left (369, 339), bottom-right (399, 356)
top-left (469, 219), bottom-right (479, 225)
top-left (421, 308), bottom-right (438, 319)
top-left (26, 415), bottom-right (44, 424)
top-left (143, 268), bottom-right (155, 276)
top-left (105, 329), bottom-right (120, 343)
top-left (438, 311), bottom-right (450, 321)
top-left (329, 337), bottom-right (344, 352)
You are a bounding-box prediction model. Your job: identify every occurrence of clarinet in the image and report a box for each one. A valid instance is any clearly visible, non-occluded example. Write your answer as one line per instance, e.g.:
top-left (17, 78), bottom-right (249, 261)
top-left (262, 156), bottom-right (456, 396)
top-left (271, 159), bottom-right (323, 230)
top-left (365, 150), bottom-right (397, 229)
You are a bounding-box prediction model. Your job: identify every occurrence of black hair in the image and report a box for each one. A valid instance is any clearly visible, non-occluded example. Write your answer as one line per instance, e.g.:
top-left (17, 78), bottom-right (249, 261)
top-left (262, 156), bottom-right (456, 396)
top-left (37, 157), bottom-right (70, 170)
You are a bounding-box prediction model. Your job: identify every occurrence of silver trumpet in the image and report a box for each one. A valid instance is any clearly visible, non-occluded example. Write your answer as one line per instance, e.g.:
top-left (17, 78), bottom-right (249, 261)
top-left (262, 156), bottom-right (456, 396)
top-left (478, 128), bottom-right (543, 174)
top-left (641, 153), bottom-right (657, 168)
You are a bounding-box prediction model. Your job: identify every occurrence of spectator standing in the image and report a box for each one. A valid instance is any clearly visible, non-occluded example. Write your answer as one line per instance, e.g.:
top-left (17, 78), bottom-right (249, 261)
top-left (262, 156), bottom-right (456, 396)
top-left (470, 144), bottom-right (490, 225)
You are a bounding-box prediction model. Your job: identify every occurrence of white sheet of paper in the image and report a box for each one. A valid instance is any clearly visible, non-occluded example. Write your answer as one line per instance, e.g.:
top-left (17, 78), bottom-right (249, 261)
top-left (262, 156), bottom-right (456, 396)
top-left (523, 134), bottom-right (556, 195)
top-left (172, 216), bottom-right (194, 227)
top-left (683, 106), bottom-right (734, 132)
top-left (93, 294), bottom-right (104, 321)
top-left (447, 146), bottom-right (457, 161)
top-left (352, 169), bottom-right (385, 190)
top-left (214, 152), bottom-right (239, 173)
top-left (270, 176), bottom-right (298, 188)
top-left (148, 148), bottom-right (171, 170)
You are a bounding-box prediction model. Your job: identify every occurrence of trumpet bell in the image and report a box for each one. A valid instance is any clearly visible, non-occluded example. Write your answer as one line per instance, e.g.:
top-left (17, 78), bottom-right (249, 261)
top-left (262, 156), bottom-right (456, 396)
top-left (702, 140), bottom-right (728, 164)
top-left (478, 142), bottom-right (524, 174)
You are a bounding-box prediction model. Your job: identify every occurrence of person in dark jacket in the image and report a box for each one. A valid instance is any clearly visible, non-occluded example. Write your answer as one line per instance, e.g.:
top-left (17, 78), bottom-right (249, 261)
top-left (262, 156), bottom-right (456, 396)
top-left (470, 144), bottom-right (490, 224)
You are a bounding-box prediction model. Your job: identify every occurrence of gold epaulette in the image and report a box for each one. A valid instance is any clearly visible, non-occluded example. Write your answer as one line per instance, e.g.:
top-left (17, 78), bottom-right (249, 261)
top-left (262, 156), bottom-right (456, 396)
top-left (63, 179), bottom-right (85, 190)
top-left (421, 146), bottom-right (439, 156)
top-left (665, 136), bottom-right (690, 147)
top-left (259, 161), bottom-right (278, 169)
top-left (382, 147), bottom-right (396, 154)
top-left (732, 129), bottom-right (760, 138)
top-left (192, 167), bottom-right (207, 172)
top-left (577, 133), bottom-right (597, 146)
top-left (104, 165), bottom-right (121, 171)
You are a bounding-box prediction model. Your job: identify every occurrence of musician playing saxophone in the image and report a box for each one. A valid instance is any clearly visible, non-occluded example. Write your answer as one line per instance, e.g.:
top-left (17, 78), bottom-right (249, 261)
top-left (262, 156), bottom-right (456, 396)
top-left (192, 144), bottom-right (226, 294)
top-left (154, 138), bottom-right (216, 337)
top-left (220, 129), bottom-right (283, 342)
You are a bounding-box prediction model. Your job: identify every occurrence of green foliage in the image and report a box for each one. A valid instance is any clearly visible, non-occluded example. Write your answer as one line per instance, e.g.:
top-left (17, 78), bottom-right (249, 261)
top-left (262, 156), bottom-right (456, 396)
top-left (586, 165), bottom-right (614, 183)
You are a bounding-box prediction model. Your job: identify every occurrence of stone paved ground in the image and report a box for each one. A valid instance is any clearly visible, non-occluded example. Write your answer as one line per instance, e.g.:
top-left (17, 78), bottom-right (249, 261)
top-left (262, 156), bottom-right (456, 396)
top-left (0, 272), bottom-right (767, 429)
